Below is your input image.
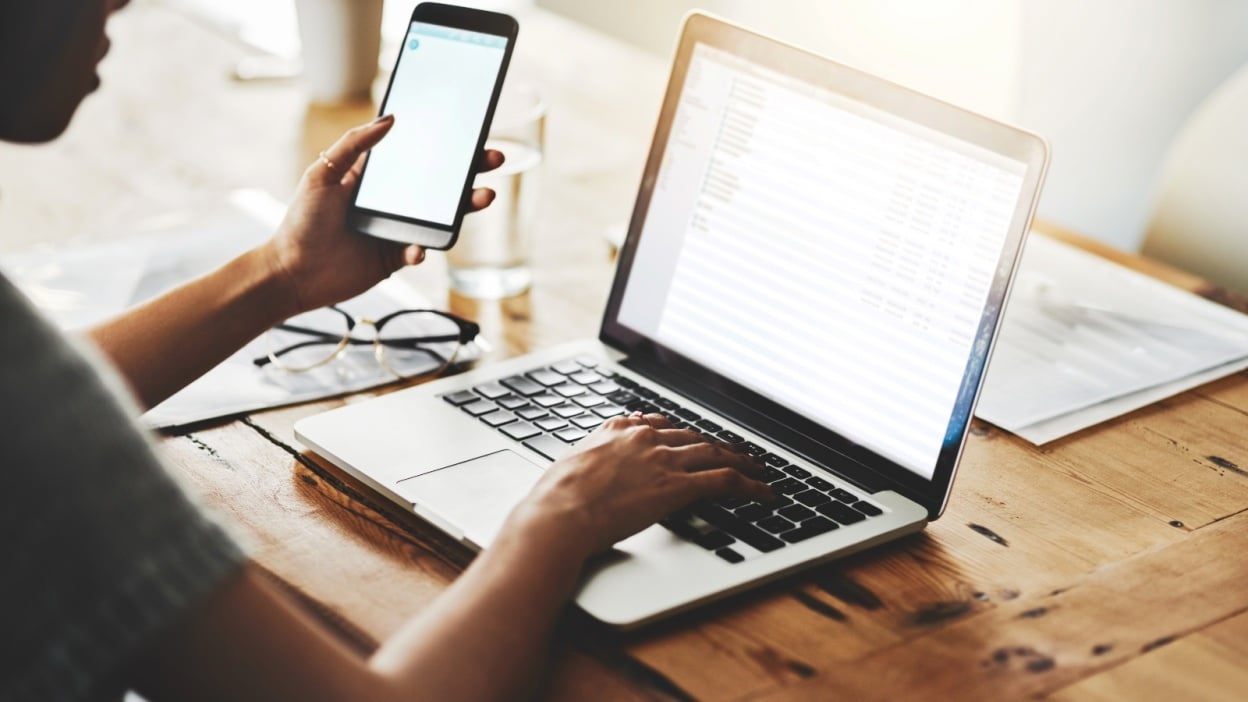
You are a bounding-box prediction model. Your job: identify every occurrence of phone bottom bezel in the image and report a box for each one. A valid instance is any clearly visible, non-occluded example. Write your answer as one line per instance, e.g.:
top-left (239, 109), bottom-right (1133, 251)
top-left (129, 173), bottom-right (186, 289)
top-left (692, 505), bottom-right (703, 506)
top-left (349, 211), bottom-right (457, 250)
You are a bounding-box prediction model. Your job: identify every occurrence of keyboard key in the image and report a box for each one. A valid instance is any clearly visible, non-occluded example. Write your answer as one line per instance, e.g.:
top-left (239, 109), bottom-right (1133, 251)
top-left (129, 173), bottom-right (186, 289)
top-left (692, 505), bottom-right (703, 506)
top-left (779, 504), bottom-right (815, 522)
top-left (535, 416), bottom-right (568, 431)
top-left (571, 414), bottom-right (604, 430)
top-left (443, 390), bottom-right (479, 406)
top-left (696, 419), bottom-right (723, 432)
top-left (734, 504), bottom-right (771, 522)
top-left (830, 488), bottom-right (858, 504)
top-left (554, 427), bottom-right (588, 442)
top-left (762, 467), bottom-right (786, 482)
top-left (784, 465), bottom-right (812, 479)
top-left (794, 489), bottom-right (832, 507)
top-left (694, 530), bottom-right (735, 550)
top-left (472, 382), bottom-right (510, 399)
top-left (668, 420), bottom-right (688, 430)
top-left (500, 375), bottom-right (544, 396)
top-left (480, 410), bottom-right (517, 427)
top-left (526, 369), bottom-right (565, 386)
top-left (532, 393), bottom-right (564, 408)
top-left (496, 394), bottom-right (528, 410)
top-left (570, 371), bottom-right (604, 385)
top-left (606, 390), bottom-right (637, 405)
top-left (780, 517), bottom-right (838, 543)
top-left (589, 380), bottom-right (622, 395)
top-left (635, 387), bottom-right (660, 399)
top-left (854, 502), bottom-right (883, 517)
top-left (817, 501), bottom-right (867, 525)
top-left (501, 422), bottom-right (541, 441)
top-left (757, 494), bottom-right (793, 510)
top-left (552, 404), bottom-right (583, 418)
top-left (655, 397), bottom-right (678, 410)
top-left (717, 430), bottom-right (744, 443)
top-left (572, 394), bottom-right (606, 408)
top-left (614, 376), bottom-right (638, 389)
top-left (574, 354), bottom-right (599, 367)
top-left (523, 434), bottom-right (574, 461)
top-left (594, 404), bottom-right (626, 418)
top-left (551, 360), bottom-right (583, 375)
top-left (715, 547), bottom-right (745, 564)
top-left (806, 476), bottom-right (834, 491)
top-left (717, 496), bottom-right (748, 509)
top-left (553, 383), bottom-right (586, 397)
top-left (740, 442), bottom-right (766, 457)
top-left (691, 503), bottom-right (785, 553)
top-left (757, 515), bottom-right (795, 534)
top-left (461, 399), bottom-right (498, 416)
top-left (674, 408), bottom-right (701, 421)
top-left (761, 452), bottom-right (788, 466)
top-left (516, 406), bottom-right (547, 420)
top-left (771, 478), bottom-right (806, 495)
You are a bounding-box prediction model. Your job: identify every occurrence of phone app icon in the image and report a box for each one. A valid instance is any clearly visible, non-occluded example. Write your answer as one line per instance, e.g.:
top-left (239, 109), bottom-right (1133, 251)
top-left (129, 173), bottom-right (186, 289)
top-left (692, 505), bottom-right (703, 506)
top-left (408, 38), bottom-right (421, 51)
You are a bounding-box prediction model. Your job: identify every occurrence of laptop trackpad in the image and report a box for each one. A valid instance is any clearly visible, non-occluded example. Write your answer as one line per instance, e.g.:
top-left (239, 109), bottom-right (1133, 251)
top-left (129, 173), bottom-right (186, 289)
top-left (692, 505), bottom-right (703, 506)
top-left (395, 450), bottom-right (543, 548)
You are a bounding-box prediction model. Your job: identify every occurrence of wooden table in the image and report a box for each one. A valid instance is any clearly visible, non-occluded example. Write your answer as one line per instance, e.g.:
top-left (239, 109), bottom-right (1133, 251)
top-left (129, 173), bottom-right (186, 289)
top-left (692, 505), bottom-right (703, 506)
top-left (5, 4), bottom-right (1248, 700)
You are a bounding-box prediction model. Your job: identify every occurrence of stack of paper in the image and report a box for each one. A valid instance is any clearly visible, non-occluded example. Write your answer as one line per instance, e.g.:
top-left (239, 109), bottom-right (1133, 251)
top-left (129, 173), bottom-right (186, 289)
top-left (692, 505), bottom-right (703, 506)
top-left (0, 190), bottom-right (483, 429)
top-left (975, 235), bottom-right (1248, 444)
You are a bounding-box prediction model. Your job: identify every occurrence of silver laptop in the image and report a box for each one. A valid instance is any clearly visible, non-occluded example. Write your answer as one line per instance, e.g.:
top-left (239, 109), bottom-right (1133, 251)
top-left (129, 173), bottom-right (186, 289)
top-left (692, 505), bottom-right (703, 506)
top-left (295, 12), bottom-right (1048, 629)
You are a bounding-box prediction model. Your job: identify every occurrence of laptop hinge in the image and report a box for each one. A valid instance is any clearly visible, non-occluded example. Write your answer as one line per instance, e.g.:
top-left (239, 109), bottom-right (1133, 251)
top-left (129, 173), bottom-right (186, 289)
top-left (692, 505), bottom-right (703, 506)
top-left (618, 356), bottom-right (906, 498)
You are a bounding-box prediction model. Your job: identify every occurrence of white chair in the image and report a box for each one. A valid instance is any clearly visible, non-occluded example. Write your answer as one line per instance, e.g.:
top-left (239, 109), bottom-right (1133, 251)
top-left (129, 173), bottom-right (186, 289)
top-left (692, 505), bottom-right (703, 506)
top-left (1143, 62), bottom-right (1248, 295)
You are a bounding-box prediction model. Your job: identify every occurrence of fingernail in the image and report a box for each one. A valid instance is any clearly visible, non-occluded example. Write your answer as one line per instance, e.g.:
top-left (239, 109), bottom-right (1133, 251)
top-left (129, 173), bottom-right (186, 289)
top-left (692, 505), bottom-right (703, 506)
top-left (372, 113), bottom-right (394, 125)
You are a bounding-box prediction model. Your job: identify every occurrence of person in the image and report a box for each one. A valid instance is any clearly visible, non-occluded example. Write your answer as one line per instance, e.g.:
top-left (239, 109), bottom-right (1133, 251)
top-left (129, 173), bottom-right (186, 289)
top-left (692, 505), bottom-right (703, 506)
top-left (0, 2), bottom-right (771, 700)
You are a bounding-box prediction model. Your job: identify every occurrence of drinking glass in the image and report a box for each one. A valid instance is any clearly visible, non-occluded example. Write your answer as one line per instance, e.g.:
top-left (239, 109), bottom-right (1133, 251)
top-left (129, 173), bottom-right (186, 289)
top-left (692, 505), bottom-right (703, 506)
top-left (447, 85), bottom-right (546, 298)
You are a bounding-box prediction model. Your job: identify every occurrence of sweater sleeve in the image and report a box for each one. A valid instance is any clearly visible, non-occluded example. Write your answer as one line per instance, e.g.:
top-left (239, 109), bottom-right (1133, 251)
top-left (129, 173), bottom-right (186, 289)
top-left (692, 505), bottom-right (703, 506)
top-left (0, 274), bottom-right (246, 702)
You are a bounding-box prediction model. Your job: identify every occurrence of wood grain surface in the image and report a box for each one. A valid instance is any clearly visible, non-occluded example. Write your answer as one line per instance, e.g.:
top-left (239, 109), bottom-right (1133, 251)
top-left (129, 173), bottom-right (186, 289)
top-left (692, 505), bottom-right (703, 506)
top-left (3, 4), bottom-right (1245, 700)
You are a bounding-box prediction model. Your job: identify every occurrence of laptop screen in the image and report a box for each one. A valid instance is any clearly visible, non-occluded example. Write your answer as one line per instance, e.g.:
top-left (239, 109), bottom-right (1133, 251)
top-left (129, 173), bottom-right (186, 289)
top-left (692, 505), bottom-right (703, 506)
top-left (615, 43), bottom-right (1028, 480)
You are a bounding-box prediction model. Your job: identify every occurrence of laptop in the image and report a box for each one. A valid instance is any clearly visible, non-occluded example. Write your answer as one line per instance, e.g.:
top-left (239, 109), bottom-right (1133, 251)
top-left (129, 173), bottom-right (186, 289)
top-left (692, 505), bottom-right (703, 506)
top-left (295, 12), bottom-right (1048, 629)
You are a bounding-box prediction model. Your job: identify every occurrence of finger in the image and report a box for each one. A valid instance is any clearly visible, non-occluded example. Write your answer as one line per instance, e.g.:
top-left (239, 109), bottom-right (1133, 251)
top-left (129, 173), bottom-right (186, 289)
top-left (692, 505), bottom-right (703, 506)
top-left (651, 428), bottom-right (708, 448)
top-left (402, 244), bottom-right (426, 266)
top-left (343, 152), bottom-right (368, 185)
top-left (665, 441), bottom-right (763, 477)
top-left (677, 467), bottom-right (772, 503)
top-left (307, 114), bottom-right (395, 186)
top-left (478, 148), bottom-right (505, 173)
top-left (640, 412), bottom-right (673, 429)
top-left (469, 187), bottom-right (496, 211)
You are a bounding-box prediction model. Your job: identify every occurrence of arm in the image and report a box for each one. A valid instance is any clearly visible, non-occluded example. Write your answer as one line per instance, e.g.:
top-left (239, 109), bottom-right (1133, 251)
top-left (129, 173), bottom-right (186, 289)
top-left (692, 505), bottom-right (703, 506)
top-left (132, 416), bottom-right (770, 701)
top-left (88, 116), bottom-right (501, 409)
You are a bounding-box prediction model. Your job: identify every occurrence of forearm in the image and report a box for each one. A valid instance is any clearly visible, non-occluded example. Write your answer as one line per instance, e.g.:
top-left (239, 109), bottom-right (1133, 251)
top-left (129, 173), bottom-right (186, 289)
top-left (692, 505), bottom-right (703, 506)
top-left (88, 243), bottom-right (295, 409)
top-left (370, 523), bottom-right (587, 701)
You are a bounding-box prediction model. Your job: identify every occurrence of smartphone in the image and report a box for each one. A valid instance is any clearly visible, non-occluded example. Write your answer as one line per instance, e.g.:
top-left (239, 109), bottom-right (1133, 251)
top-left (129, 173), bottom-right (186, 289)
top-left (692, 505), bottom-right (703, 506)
top-left (348, 2), bottom-right (518, 249)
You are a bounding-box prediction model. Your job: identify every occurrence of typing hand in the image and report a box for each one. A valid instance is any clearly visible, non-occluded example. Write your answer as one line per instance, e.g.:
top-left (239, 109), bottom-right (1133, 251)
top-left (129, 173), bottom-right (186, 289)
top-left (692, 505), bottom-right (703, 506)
top-left (262, 115), bottom-right (504, 316)
top-left (502, 413), bottom-right (771, 560)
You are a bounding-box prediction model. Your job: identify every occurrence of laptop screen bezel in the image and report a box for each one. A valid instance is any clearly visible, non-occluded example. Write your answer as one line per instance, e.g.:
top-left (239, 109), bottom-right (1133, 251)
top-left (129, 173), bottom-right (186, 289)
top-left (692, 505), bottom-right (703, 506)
top-left (599, 12), bottom-right (1048, 519)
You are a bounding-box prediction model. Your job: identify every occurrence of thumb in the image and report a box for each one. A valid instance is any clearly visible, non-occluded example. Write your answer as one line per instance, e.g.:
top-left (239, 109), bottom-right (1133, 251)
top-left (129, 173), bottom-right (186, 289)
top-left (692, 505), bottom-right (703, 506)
top-left (403, 244), bottom-right (426, 266)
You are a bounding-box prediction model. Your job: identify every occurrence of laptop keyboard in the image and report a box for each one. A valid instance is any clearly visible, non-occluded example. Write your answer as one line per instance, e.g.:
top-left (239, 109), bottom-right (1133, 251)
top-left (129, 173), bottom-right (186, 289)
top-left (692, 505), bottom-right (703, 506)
top-left (442, 355), bottom-right (885, 564)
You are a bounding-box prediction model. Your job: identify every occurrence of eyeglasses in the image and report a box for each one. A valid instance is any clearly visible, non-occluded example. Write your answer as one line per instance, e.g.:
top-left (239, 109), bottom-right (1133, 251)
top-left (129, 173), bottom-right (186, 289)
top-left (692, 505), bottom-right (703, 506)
top-left (253, 305), bottom-right (480, 379)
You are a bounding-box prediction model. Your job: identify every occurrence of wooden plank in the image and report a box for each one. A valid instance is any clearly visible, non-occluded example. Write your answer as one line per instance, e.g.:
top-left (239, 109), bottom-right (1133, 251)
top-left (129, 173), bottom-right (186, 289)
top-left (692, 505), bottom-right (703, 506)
top-left (1197, 371), bottom-right (1248, 417)
top-left (754, 509), bottom-right (1248, 701)
top-left (1038, 392), bottom-right (1248, 529)
top-left (1049, 610), bottom-right (1248, 702)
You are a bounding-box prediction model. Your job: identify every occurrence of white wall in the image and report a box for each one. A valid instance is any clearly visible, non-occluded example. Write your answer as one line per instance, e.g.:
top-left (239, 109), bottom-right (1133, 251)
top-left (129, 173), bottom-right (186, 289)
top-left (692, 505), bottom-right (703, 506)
top-left (541, 0), bottom-right (1248, 251)
top-left (1018, 0), bottom-right (1248, 250)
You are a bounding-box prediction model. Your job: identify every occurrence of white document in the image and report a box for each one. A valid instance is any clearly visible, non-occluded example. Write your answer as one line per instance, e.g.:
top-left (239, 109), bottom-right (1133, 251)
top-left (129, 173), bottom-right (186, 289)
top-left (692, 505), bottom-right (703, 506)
top-left (975, 235), bottom-right (1248, 443)
top-left (1, 190), bottom-right (482, 429)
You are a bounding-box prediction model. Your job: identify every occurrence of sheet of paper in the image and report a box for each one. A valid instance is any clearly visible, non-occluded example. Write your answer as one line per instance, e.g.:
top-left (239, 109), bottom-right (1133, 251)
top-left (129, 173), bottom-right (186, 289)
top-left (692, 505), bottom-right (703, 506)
top-left (1, 190), bottom-right (482, 429)
top-left (975, 235), bottom-right (1248, 442)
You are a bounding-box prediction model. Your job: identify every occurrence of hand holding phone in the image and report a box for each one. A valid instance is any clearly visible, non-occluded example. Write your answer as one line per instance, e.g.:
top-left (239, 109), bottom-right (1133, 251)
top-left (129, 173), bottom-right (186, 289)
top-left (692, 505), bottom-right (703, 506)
top-left (349, 3), bottom-right (518, 250)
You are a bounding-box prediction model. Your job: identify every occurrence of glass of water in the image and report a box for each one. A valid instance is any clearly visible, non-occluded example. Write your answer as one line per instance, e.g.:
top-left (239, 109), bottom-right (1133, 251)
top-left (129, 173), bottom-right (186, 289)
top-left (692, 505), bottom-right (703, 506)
top-left (447, 85), bottom-right (546, 299)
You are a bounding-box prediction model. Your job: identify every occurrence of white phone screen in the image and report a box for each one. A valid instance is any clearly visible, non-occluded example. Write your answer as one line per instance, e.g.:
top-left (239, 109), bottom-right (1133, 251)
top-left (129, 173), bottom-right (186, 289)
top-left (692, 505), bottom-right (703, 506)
top-left (355, 22), bottom-right (507, 226)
